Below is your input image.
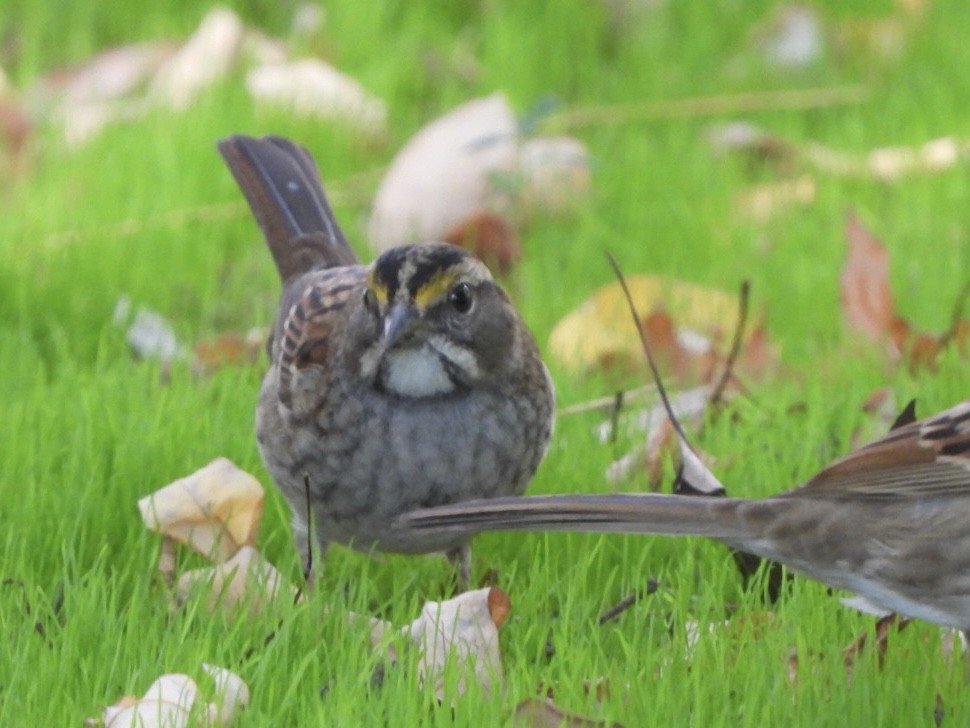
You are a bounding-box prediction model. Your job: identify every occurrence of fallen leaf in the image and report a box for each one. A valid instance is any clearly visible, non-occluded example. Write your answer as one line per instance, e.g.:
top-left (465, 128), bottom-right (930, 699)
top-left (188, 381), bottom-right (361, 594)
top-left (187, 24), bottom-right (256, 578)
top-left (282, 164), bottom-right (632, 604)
top-left (513, 697), bottom-right (622, 728)
top-left (367, 93), bottom-right (589, 253)
top-left (841, 211), bottom-right (896, 342)
top-left (246, 59), bottom-right (387, 133)
top-left (407, 586), bottom-right (508, 699)
top-left (368, 94), bottom-right (519, 251)
top-left (841, 212), bottom-right (970, 370)
top-left (113, 295), bottom-right (182, 363)
top-left (0, 85), bottom-right (32, 179)
top-left (551, 276), bottom-right (738, 374)
top-left (193, 328), bottom-right (265, 373)
top-left (138, 458), bottom-right (264, 562)
top-left (444, 211), bottom-right (521, 275)
top-left (150, 7), bottom-right (244, 110)
top-left (487, 586), bottom-right (512, 628)
top-left (550, 275), bottom-right (770, 379)
top-left (96, 665), bottom-right (249, 728)
top-left (177, 545), bottom-right (296, 616)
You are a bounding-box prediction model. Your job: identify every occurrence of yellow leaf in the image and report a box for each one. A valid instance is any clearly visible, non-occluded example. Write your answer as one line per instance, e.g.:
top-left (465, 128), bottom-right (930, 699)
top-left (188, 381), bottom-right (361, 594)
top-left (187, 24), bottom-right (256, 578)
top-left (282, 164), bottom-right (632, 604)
top-left (549, 275), bottom-right (746, 373)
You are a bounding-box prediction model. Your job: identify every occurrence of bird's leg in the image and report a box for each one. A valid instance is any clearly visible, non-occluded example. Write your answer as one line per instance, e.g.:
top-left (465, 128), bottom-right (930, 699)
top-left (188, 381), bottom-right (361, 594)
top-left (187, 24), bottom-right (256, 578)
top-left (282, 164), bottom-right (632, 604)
top-left (446, 544), bottom-right (472, 589)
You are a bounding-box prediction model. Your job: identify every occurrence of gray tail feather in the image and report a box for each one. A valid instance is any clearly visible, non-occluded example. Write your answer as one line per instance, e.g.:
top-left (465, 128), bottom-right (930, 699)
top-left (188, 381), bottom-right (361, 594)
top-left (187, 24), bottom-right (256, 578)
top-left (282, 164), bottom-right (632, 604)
top-left (218, 134), bottom-right (358, 280)
top-left (398, 493), bottom-right (757, 543)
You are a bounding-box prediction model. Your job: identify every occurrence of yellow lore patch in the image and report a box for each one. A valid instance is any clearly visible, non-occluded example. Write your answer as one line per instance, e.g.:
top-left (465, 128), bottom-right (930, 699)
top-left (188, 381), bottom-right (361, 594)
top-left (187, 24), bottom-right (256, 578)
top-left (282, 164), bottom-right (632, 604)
top-left (413, 270), bottom-right (458, 311)
top-left (366, 271), bottom-right (390, 306)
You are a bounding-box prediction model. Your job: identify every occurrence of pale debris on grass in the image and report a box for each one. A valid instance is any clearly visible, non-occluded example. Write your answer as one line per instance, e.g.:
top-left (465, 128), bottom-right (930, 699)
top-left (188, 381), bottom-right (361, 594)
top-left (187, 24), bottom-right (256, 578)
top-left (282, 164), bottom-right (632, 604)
top-left (246, 59), bottom-right (387, 134)
top-left (139, 457), bottom-right (264, 563)
top-left (93, 664), bottom-right (249, 728)
top-left (177, 545), bottom-right (298, 616)
top-left (139, 459), bottom-right (300, 616)
top-left (404, 586), bottom-right (510, 700)
top-left (49, 6), bottom-right (385, 146)
top-left (349, 587), bottom-right (510, 699)
top-left (367, 93), bottom-right (589, 253)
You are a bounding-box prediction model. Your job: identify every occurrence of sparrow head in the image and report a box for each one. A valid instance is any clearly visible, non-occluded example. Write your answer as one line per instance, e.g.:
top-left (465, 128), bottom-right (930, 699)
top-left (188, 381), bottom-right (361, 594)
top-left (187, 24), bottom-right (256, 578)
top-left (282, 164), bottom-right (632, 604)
top-left (356, 243), bottom-right (518, 398)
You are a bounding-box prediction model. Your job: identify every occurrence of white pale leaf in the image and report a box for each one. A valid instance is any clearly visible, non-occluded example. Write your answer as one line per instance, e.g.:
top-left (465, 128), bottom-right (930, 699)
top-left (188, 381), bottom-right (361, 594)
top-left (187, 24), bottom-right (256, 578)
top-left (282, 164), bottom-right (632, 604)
top-left (406, 587), bottom-right (505, 700)
top-left (367, 94), bottom-right (519, 251)
top-left (246, 59), bottom-right (387, 132)
top-left (138, 458), bottom-right (264, 562)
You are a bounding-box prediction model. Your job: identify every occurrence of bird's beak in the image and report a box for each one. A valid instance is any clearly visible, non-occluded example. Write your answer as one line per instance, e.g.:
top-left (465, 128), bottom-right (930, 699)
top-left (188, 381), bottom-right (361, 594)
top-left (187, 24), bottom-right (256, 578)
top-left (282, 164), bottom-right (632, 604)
top-left (383, 302), bottom-right (417, 348)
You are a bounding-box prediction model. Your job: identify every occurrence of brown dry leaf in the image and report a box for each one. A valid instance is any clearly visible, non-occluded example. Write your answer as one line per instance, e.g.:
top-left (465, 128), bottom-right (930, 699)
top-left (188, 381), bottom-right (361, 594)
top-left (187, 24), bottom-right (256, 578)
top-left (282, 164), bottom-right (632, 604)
top-left (550, 275), bottom-right (757, 375)
top-left (193, 328), bottom-right (265, 374)
top-left (644, 416), bottom-right (677, 490)
top-left (177, 545), bottom-right (297, 616)
top-left (444, 211), bottom-right (521, 276)
top-left (96, 665), bottom-right (248, 728)
top-left (408, 586), bottom-right (508, 699)
top-left (0, 86), bottom-right (32, 179)
top-left (138, 458), bottom-right (264, 562)
top-left (841, 212), bottom-right (970, 370)
top-left (513, 697), bottom-right (623, 728)
top-left (487, 585), bottom-right (512, 628)
top-left (841, 211), bottom-right (897, 342)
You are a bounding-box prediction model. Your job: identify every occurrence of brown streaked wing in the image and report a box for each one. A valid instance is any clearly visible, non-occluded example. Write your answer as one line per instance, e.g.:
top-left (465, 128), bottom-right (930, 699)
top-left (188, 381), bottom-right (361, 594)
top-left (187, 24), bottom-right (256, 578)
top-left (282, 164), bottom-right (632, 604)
top-left (277, 268), bottom-right (364, 409)
top-left (788, 400), bottom-right (970, 499)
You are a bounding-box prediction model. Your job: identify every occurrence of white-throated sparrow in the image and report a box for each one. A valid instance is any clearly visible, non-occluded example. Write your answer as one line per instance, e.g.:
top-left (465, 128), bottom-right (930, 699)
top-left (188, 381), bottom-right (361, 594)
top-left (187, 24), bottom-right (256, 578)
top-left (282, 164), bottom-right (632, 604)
top-left (218, 134), bottom-right (555, 582)
top-left (400, 400), bottom-right (970, 632)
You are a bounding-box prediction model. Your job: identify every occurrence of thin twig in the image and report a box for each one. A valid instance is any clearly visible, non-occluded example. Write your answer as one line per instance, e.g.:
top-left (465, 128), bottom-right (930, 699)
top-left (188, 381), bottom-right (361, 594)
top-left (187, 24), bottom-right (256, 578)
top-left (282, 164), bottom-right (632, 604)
top-left (606, 391), bottom-right (624, 444)
top-left (559, 384), bottom-right (658, 416)
top-left (709, 280), bottom-right (751, 407)
top-left (605, 253), bottom-right (693, 447)
top-left (936, 279), bottom-right (970, 349)
top-left (598, 579), bottom-right (659, 624)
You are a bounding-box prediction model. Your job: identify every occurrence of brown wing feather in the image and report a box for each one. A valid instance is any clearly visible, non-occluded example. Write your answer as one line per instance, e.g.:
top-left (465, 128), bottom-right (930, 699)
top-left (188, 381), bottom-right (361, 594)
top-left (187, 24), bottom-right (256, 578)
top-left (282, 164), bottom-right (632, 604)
top-left (789, 400), bottom-right (970, 498)
top-left (276, 267), bottom-right (364, 409)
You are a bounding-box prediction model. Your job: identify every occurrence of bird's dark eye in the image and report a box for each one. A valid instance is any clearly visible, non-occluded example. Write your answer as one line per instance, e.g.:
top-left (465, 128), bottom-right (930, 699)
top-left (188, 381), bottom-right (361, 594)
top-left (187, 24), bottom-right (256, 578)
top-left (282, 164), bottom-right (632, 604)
top-left (448, 282), bottom-right (473, 313)
top-left (363, 288), bottom-right (380, 315)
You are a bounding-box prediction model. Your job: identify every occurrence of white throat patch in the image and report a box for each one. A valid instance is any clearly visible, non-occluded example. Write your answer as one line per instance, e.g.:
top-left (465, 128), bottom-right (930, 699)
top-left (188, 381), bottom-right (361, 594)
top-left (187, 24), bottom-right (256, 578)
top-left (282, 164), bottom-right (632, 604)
top-left (382, 346), bottom-right (454, 397)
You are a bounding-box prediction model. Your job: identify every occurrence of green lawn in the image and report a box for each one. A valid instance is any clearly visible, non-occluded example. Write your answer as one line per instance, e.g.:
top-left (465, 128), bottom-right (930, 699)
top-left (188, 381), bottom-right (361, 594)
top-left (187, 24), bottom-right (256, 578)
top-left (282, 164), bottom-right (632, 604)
top-left (2, 0), bottom-right (969, 724)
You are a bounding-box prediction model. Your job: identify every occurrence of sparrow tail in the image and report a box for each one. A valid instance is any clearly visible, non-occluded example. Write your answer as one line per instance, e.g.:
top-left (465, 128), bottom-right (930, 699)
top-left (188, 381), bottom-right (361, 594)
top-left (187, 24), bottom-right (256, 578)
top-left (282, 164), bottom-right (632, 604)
top-left (218, 134), bottom-right (358, 279)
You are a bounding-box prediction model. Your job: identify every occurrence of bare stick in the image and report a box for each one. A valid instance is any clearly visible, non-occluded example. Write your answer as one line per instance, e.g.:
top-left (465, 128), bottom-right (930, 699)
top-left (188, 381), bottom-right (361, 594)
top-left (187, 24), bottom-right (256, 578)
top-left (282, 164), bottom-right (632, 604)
top-left (605, 253), bottom-right (693, 447)
top-left (709, 280), bottom-right (751, 406)
top-left (597, 578), bottom-right (659, 625)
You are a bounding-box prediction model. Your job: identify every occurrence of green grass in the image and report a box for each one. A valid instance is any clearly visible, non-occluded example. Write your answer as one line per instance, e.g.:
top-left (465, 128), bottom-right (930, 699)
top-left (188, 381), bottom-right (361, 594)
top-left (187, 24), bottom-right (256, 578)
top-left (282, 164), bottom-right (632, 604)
top-left (2, 0), bottom-right (969, 724)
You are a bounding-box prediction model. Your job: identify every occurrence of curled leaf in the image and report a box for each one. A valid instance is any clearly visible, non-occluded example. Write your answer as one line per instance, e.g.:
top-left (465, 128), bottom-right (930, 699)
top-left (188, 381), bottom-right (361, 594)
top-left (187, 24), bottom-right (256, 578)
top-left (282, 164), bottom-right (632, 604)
top-left (177, 545), bottom-right (296, 616)
top-left (550, 275), bottom-right (760, 376)
top-left (139, 458), bottom-right (264, 562)
top-left (407, 586), bottom-right (508, 699)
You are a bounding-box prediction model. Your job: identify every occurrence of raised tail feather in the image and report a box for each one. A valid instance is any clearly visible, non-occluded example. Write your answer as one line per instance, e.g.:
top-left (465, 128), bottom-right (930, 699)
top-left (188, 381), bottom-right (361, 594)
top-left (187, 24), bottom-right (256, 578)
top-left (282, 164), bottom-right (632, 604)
top-left (399, 493), bottom-right (759, 543)
top-left (218, 134), bottom-right (358, 280)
